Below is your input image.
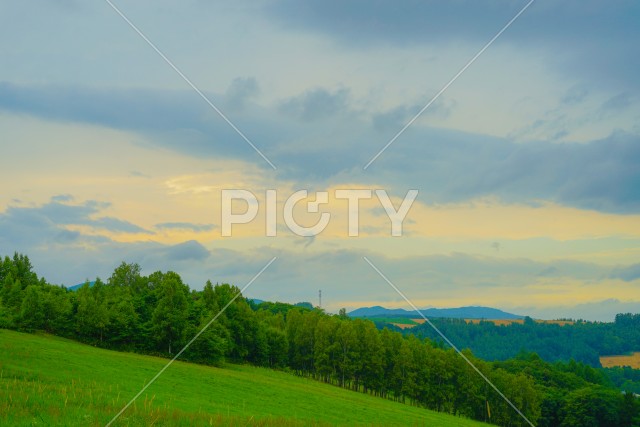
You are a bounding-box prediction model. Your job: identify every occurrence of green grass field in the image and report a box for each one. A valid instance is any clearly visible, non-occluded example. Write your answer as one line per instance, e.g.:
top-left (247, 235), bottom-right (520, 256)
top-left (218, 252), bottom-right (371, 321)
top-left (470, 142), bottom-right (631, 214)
top-left (0, 329), bottom-right (488, 426)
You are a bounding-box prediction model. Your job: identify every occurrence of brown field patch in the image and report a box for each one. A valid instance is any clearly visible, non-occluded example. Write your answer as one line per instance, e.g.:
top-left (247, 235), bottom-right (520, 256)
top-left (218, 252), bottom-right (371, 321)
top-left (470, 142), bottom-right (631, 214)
top-left (391, 323), bottom-right (417, 329)
top-left (389, 319), bottom-right (426, 329)
top-left (541, 319), bottom-right (575, 326)
top-left (600, 352), bottom-right (640, 369)
top-left (463, 318), bottom-right (575, 326)
top-left (391, 318), bottom-right (576, 329)
top-left (464, 319), bottom-right (524, 325)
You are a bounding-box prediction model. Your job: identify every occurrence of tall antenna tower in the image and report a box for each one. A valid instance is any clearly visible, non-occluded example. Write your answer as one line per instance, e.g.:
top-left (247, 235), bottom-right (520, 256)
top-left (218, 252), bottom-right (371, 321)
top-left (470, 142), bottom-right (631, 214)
top-left (318, 289), bottom-right (322, 309)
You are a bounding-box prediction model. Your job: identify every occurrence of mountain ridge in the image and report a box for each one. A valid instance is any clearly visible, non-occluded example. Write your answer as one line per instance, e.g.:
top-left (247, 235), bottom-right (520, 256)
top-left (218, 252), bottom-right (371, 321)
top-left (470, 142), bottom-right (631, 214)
top-left (348, 305), bottom-right (524, 319)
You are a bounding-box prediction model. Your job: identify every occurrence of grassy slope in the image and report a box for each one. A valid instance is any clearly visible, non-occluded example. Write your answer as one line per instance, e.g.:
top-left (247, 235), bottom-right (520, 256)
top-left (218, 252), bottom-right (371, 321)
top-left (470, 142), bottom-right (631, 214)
top-left (0, 329), bottom-right (488, 426)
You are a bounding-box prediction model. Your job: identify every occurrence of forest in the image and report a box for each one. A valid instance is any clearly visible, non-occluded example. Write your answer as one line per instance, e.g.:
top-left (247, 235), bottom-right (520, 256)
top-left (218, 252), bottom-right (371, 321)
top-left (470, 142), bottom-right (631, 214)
top-left (1, 252), bottom-right (639, 426)
top-left (398, 315), bottom-right (640, 366)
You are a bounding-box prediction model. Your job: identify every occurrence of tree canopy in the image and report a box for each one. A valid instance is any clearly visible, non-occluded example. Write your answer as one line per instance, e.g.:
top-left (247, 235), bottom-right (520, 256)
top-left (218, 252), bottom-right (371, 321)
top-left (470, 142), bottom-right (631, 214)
top-left (0, 252), bottom-right (638, 427)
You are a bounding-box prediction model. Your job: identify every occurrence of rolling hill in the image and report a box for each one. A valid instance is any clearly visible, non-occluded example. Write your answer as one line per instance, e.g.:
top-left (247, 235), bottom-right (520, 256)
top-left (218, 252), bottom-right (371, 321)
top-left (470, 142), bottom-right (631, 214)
top-left (0, 329), bottom-right (487, 426)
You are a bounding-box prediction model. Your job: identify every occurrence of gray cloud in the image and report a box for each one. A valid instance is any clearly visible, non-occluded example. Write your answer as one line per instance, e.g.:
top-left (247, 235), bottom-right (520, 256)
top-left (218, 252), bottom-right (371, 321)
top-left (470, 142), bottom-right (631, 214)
top-left (372, 98), bottom-right (452, 132)
top-left (269, 0), bottom-right (523, 47)
top-left (363, 128), bottom-right (640, 214)
top-left (225, 77), bottom-right (260, 111)
top-left (268, 0), bottom-right (640, 92)
top-left (36, 199), bottom-right (150, 234)
top-left (163, 240), bottom-right (210, 262)
top-left (516, 299), bottom-right (640, 323)
top-left (278, 87), bottom-right (351, 121)
top-left (0, 198), bottom-right (151, 249)
top-left (129, 171), bottom-right (150, 179)
top-left (0, 203), bottom-right (211, 287)
top-left (1, 82), bottom-right (638, 213)
top-left (2, 217), bottom-right (637, 321)
top-left (561, 86), bottom-right (589, 106)
top-left (600, 92), bottom-right (633, 114)
top-left (155, 222), bottom-right (214, 232)
top-left (53, 229), bottom-right (81, 244)
top-left (611, 264), bottom-right (640, 282)
top-left (92, 217), bottom-right (152, 234)
top-left (361, 253), bottom-right (611, 287)
top-left (51, 194), bottom-right (74, 202)
top-left (0, 82), bottom-right (282, 165)
top-left (293, 235), bottom-right (316, 248)
top-left (269, 0), bottom-right (640, 50)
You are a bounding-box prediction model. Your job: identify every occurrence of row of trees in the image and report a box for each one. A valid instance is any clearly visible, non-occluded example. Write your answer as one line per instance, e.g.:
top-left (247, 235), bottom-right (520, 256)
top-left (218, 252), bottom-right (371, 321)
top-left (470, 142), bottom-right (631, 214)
top-left (1, 253), bottom-right (639, 426)
top-left (401, 315), bottom-right (640, 366)
top-left (607, 366), bottom-right (640, 394)
top-left (285, 308), bottom-right (543, 425)
top-left (0, 255), bottom-right (269, 366)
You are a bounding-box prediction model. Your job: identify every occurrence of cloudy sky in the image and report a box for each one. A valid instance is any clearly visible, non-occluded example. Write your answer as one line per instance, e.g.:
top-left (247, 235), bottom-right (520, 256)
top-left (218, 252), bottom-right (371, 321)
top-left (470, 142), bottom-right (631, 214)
top-left (1, 0), bottom-right (639, 321)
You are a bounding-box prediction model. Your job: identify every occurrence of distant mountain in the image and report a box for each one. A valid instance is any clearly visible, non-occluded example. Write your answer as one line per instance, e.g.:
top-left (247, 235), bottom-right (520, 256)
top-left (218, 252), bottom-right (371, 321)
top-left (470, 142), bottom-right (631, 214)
top-left (423, 306), bottom-right (524, 319)
top-left (349, 306), bottom-right (415, 317)
top-left (349, 305), bottom-right (524, 320)
top-left (66, 281), bottom-right (95, 292)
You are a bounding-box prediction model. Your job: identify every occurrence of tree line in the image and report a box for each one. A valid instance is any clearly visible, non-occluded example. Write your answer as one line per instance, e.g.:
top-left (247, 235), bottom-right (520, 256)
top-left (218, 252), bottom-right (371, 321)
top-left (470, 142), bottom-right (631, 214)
top-left (398, 314), bottom-right (640, 367)
top-left (1, 253), bottom-right (639, 426)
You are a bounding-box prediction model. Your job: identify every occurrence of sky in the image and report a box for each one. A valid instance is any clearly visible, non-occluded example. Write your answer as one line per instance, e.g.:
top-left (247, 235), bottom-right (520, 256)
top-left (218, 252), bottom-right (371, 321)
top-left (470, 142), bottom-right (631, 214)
top-left (1, 0), bottom-right (639, 321)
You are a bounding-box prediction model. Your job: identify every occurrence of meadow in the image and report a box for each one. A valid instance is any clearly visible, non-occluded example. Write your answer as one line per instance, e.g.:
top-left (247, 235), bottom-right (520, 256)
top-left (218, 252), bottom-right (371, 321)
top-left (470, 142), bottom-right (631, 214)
top-left (0, 329), bottom-right (488, 426)
top-left (600, 352), bottom-right (640, 369)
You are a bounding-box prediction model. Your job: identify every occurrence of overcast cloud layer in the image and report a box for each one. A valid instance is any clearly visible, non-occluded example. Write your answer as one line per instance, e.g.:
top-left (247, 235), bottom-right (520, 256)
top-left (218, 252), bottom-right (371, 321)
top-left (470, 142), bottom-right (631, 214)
top-left (1, 0), bottom-right (639, 321)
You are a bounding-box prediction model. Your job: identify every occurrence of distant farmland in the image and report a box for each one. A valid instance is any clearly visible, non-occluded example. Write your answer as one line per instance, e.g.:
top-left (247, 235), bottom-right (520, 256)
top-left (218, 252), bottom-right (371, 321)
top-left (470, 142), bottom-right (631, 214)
top-left (464, 319), bottom-right (575, 326)
top-left (389, 318), bottom-right (575, 329)
top-left (600, 352), bottom-right (640, 369)
top-left (390, 318), bottom-right (426, 329)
